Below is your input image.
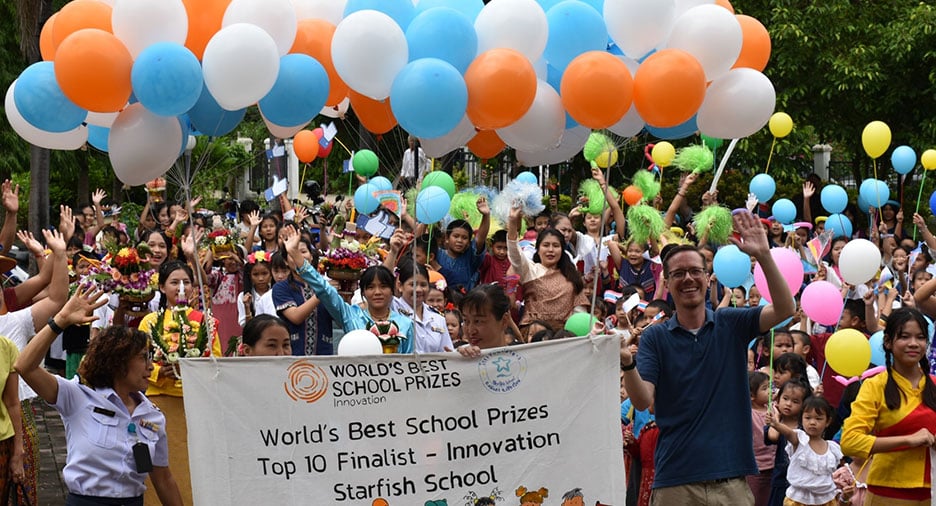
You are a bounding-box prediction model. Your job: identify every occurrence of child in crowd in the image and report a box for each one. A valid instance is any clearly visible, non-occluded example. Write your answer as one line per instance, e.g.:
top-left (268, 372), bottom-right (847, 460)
top-left (435, 199), bottom-right (491, 293)
top-left (765, 379), bottom-right (812, 506)
top-left (480, 229), bottom-right (511, 285)
top-left (237, 251), bottom-right (276, 328)
top-left (445, 308), bottom-right (464, 347)
top-left (791, 330), bottom-right (822, 390)
top-left (748, 371), bottom-right (773, 506)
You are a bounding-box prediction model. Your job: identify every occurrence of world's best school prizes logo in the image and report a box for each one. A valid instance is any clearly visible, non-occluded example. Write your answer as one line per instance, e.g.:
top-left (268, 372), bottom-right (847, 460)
top-left (284, 359), bottom-right (329, 403)
top-left (478, 350), bottom-right (526, 393)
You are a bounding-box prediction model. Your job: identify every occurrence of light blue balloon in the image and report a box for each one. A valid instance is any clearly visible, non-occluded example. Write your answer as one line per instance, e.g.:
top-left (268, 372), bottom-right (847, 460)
top-left (646, 115), bottom-right (697, 140)
top-left (772, 198), bottom-right (796, 224)
top-left (869, 330), bottom-right (885, 366)
top-left (416, 185), bottom-right (451, 223)
top-left (713, 245), bottom-right (751, 288)
top-left (370, 176), bottom-right (393, 191)
top-left (345, 0), bottom-right (415, 29)
top-left (580, 0), bottom-right (604, 15)
top-left (87, 125), bottom-right (109, 153)
top-left (544, 1), bottom-right (607, 70)
top-left (859, 178), bottom-right (889, 209)
top-left (132, 42), bottom-right (203, 117)
top-left (414, 0), bottom-right (483, 20)
top-left (820, 184), bottom-right (848, 214)
top-left (13, 62), bottom-right (86, 133)
top-left (545, 64), bottom-right (579, 129)
top-left (826, 213), bottom-right (852, 239)
top-left (758, 295), bottom-right (794, 329)
top-left (186, 82), bottom-right (246, 137)
top-left (891, 145), bottom-right (917, 175)
top-left (259, 54), bottom-right (329, 127)
top-left (354, 183), bottom-right (380, 214)
top-left (516, 171), bottom-right (538, 185)
top-left (390, 58), bottom-right (467, 139)
top-left (406, 7), bottom-right (478, 74)
top-left (749, 173), bottom-right (776, 203)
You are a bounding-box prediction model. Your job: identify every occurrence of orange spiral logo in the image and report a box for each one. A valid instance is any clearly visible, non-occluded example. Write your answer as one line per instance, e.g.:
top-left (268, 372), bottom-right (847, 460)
top-left (283, 360), bottom-right (328, 404)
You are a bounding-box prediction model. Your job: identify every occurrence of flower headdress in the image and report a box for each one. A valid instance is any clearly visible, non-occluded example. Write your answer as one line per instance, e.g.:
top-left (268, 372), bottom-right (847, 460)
top-left (247, 251), bottom-right (269, 264)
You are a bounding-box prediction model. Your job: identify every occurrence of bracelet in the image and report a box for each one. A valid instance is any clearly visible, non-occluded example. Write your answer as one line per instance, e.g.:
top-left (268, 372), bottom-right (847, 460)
top-left (47, 316), bottom-right (64, 334)
top-left (621, 359), bottom-right (637, 372)
top-left (677, 192), bottom-right (686, 198)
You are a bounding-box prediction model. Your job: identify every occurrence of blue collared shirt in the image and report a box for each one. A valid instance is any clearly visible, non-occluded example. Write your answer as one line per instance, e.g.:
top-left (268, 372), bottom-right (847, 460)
top-left (53, 376), bottom-right (168, 498)
top-left (637, 306), bottom-right (762, 488)
top-left (390, 297), bottom-right (453, 353)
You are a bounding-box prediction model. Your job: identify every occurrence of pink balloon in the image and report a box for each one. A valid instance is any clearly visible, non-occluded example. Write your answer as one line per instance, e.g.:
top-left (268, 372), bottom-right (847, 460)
top-left (800, 280), bottom-right (844, 326)
top-left (753, 247), bottom-right (804, 303)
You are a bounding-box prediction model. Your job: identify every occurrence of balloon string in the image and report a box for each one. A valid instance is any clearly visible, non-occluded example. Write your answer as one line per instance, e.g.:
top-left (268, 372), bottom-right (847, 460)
top-left (767, 328), bottom-right (775, 413)
top-left (914, 170), bottom-right (928, 240)
top-left (348, 170), bottom-right (353, 197)
top-left (873, 159), bottom-right (882, 210)
top-left (764, 138), bottom-right (777, 174)
top-left (332, 136), bottom-right (354, 156)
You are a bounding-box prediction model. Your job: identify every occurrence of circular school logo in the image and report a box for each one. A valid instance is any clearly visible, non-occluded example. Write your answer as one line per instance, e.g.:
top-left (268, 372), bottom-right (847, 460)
top-left (478, 350), bottom-right (527, 393)
top-left (284, 360), bottom-right (329, 404)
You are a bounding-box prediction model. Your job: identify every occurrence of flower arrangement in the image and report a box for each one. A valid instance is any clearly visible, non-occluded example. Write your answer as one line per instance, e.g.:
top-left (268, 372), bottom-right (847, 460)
top-left (247, 250), bottom-right (269, 264)
top-left (319, 237), bottom-right (381, 274)
top-left (369, 320), bottom-right (400, 354)
top-left (85, 243), bottom-right (157, 300)
top-left (206, 228), bottom-right (239, 259)
top-left (146, 177), bottom-right (166, 202)
top-left (150, 305), bottom-right (212, 367)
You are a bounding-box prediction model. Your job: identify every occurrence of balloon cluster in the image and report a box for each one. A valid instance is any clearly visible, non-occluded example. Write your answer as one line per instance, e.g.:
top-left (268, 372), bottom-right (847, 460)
top-left (6, 0), bottom-right (777, 184)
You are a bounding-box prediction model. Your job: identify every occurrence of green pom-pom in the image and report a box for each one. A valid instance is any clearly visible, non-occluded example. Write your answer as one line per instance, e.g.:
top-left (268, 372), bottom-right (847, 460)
top-left (583, 132), bottom-right (615, 163)
top-left (632, 170), bottom-right (660, 201)
top-left (578, 179), bottom-right (606, 215)
top-left (449, 192), bottom-right (481, 229)
top-left (693, 205), bottom-right (733, 245)
top-left (673, 145), bottom-right (714, 174)
top-left (627, 205), bottom-right (665, 246)
top-left (404, 187), bottom-right (418, 217)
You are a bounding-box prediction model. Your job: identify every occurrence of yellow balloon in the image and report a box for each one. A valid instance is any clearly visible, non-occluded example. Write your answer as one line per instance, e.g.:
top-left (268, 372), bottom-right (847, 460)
top-left (825, 328), bottom-right (871, 377)
top-left (594, 149), bottom-right (619, 169)
top-left (922, 149), bottom-right (936, 171)
top-left (652, 141), bottom-right (675, 167)
top-left (861, 120), bottom-right (891, 159)
top-left (768, 112), bottom-right (793, 138)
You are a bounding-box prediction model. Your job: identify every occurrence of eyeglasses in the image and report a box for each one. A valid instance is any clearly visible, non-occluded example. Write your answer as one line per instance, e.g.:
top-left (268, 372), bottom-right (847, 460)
top-left (669, 268), bottom-right (706, 281)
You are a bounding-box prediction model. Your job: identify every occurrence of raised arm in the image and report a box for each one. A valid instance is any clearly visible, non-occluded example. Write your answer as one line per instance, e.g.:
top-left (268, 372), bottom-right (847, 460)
top-left (29, 229), bottom-right (69, 332)
top-left (732, 211), bottom-right (795, 331)
top-left (914, 273), bottom-right (936, 318)
top-left (0, 180), bottom-right (19, 254)
top-left (86, 188), bottom-right (107, 237)
top-left (664, 172), bottom-right (697, 227)
top-left (912, 213), bottom-right (936, 251)
top-left (12, 231), bottom-right (50, 304)
top-left (801, 182), bottom-right (815, 225)
top-left (592, 167), bottom-right (625, 238)
top-left (765, 408), bottom-right (799, 450)
top-left (474, 196), bottom-right (491, 253)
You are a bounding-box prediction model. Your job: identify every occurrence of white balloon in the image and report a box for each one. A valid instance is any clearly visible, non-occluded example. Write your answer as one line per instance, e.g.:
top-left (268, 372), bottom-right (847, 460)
top-left (86, 111), bottom-right (121, 128)
top-left (515, 125), bottom-right (590, 167)
top-left (475, 0), bottom-right (547, 62)
top-left (696, 68), bottom-right (775, 139)
top-left (838, 238), bottom-right (882, 286)
top-left (496, 80), bottom-right (563, 152)
top-left (532, 57), bottom-right (548, 80)
top-left (292, 0), bottom-right (347, 24)
top-left (202, 24), bottom-right (280, 111)
top-left (605, 0), bottom-right (676, 60)
top-left (4, 80), bottom-right (88, 150)
top-left (608, 106), bottom-right (645, 137)
top-left (223, 0), bottom-right (297, 56)
top-left (419, 115), bottom-right (476, 158)
top-left (337, 329), bottom-right (384, 356)
top-left (666, 4), bottom-right (742, 81)
top-left (112, 0), bottom-right (188, 58)
top-left (319, 96), bottom-right (350, 119)
top-left (674, 0), bottom-right (714, 18)
top-left (108, 103), bottom-right (182, 186)
top-left (332, 11), bottom-right (408, 100)
top-left (260, 110), bottom-right (309, 138)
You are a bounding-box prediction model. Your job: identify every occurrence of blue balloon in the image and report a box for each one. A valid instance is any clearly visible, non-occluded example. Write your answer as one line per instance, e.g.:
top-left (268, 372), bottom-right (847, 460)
top-left (414, 0), bottom-right (483, 20)
top-left (131, 42), bottom-right (203, 117)
top-left (580, 0), bottom-right (604, 15)
top-left (749, 173), bottom-right (776, 203)
top-left (13, 62), bottom-right (86, 133)
top-left (516, 171), bottom-right (538, 185)
top-left (87, 125), bottom-right (109, 153)
top-left (820, 184), bottom-right (848, 214)
top-left (869, 330), bottom-right (885, 366)
top-left (713, 245), bottom-right (751, 288)
top-left (859, 178), bottom-right (889, 209)
top-left (826, 213), bottom-right (852, 239)
top-left (187, 82), bottom-right (247, 137)
top-left (370, 176), bottom-right (393, 191)
top-left (354, 183), bottom-right (380, 214)
top-left (345, 0), bottom-right (415, 29)
top-left (416, 186), bottom-right (451, 223)
top-left (758, 295), bottom-right (794, 329)
top-left (406, 7), bottom-right (478, 74)
top-left (390, 58), bottom-right (467, 139)
top-left (772, 198), bottom-right (796, 224)
top-left (891, 145), bottom-right (917, 175)
top-left (929, 190), bottom-right (936, 217)
top-left (544, 1), bottom-right (607, 70)
top-left (544, 64), bottom-right (579, 129)
top-left (646, 116), bottom-right (697, 140)
top-left (259, 54), bottom-right (329, 127)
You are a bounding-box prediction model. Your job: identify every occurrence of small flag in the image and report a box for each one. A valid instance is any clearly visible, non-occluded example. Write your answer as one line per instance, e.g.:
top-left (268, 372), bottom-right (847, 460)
top-left (622, 293), bottom-right (641, 313)
top-left (636, 300), bottom-right (649, 312)
top-left (603, 290), bottom-right (623, 304)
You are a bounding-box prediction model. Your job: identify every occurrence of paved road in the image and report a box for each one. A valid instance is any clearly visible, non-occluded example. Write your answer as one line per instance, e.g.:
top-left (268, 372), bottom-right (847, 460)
top-left (34, 399), bottom-right (68, 505)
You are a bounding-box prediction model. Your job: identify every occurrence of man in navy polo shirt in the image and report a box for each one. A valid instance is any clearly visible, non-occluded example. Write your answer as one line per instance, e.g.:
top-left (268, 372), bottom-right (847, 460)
top-left (621, 210), bottom-right (794, 505)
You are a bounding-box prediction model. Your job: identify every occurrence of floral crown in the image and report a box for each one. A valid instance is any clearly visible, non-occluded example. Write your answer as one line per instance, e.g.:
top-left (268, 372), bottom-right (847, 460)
top-left (247, 251), bottom-right (269, 264)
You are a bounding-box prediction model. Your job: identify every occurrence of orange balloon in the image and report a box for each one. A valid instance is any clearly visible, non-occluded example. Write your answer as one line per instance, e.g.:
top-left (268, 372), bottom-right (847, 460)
top-left (183, 0), bottom-right (231, 60)
top-left (349, 90), bottom-right (397, 134)
top-left (291, 19), bottom-right (349, 107)
top-left (40, 13), bottom-right (58, 61)
top-left (733, 15), bottom-right (771, 72)
top-left (293, 130), bottom-right (320, 163)
top-left (623, 185), bottom-right (643, 206)
top-left (54, 29), bottom-right (133, 112)
top-left (465, 49), bottom-right (536, 130)
top-left (372, 500), bottom-right (389, 506)
top-left (633, 49), bottom-right (706, 128)
top-left (715, 0), bottom-right (735, 13)
top-left (467, 130), bottom-right (505, 160)
top-left (560, 51), bottom-right (633, 129)
top-left (52, 0), bottom-right (113, 50)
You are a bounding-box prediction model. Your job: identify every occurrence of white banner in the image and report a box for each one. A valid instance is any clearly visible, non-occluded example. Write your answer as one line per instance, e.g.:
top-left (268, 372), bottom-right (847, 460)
top-left (180, 336), bottom-right (625, 505)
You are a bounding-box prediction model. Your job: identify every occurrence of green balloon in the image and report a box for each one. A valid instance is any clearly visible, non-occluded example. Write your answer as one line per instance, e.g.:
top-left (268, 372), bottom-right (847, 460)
top-left (421, 171), bottom-right (456, 199)
top-left (564, 312), bottom-right (598, 337)
top-left (701, 134), bottom-right (723, 150)
top-left (352, 150), bottom-right (379, 177)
